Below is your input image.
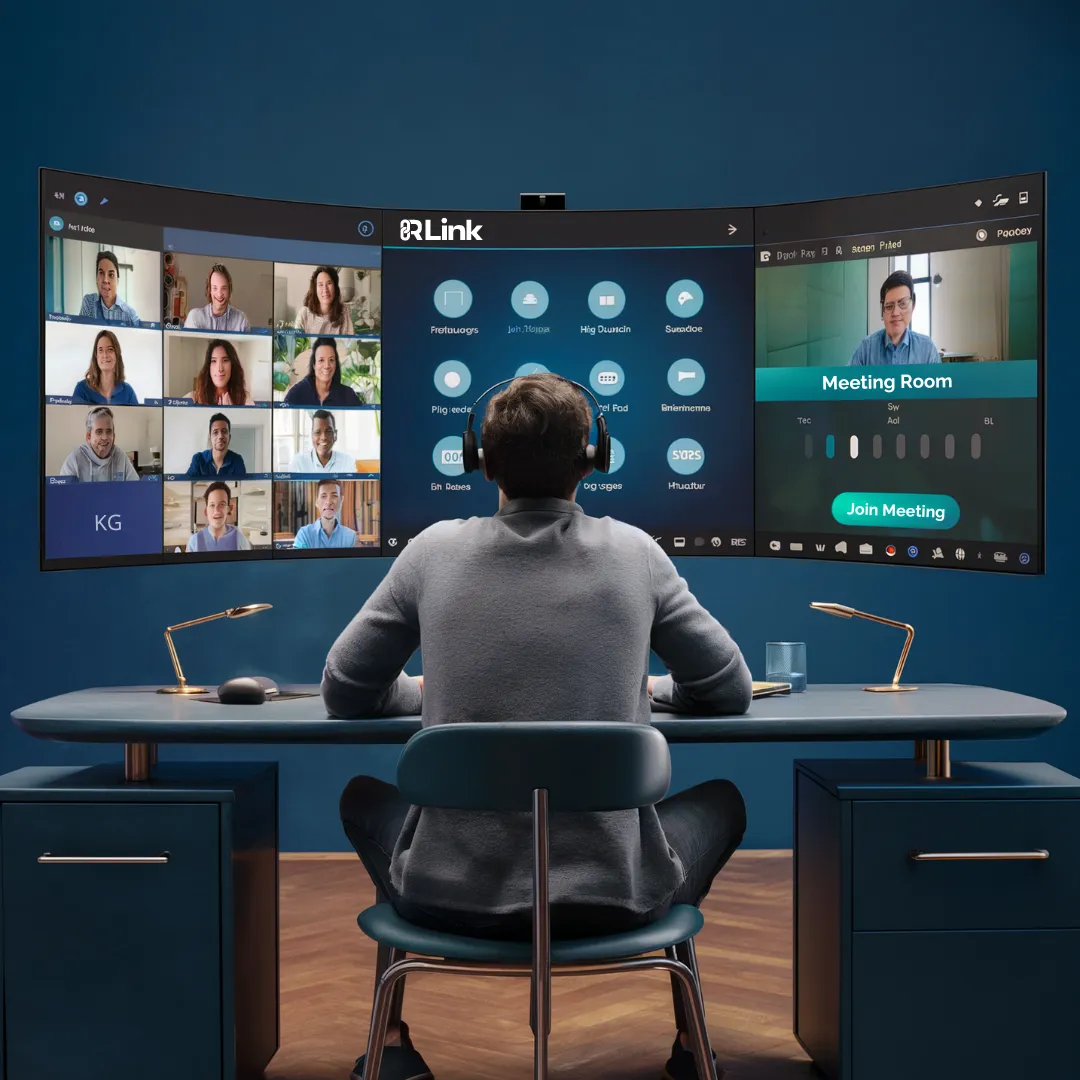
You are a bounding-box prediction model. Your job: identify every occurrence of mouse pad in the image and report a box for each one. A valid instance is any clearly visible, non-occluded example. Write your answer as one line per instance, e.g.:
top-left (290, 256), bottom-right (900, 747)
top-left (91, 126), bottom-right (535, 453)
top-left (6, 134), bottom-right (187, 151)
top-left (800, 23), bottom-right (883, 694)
top-left (196, 691), bottom-right (319, 705)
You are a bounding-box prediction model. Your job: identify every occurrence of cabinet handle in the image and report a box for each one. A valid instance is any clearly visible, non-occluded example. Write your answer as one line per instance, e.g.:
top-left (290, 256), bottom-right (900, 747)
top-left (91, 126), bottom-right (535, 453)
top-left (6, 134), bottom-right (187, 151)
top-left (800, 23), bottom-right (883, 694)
top-left (909, 849), bottom-right (1049, 861)
top-left (37, 853), bottom-right (170, 864)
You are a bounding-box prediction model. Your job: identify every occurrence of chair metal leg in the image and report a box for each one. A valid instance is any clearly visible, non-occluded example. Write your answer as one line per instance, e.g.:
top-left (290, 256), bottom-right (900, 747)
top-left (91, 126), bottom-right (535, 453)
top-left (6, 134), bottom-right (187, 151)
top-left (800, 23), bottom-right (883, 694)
top-left (362, 956), bottom-right (426, 1080)
top-left (671, 942), bottom-right (718, 1080)
top-left (373, 892), bottom-right (406, 1031)
top-left (666, 945), bottom-right (689, 1033)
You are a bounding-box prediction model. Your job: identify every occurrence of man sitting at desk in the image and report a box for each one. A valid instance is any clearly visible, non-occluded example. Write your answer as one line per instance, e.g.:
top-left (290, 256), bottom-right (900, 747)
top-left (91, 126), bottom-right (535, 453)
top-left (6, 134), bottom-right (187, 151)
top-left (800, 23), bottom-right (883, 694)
top-left (849, 270), bottom-right (941, 366)
top-left (323, 373), bottom-right (751, 1080)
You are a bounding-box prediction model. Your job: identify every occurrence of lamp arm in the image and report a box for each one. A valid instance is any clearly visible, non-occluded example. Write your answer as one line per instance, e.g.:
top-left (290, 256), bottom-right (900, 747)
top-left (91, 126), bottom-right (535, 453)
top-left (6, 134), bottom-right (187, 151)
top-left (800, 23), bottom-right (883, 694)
top-left (165, 610), bottom-right (230, 634)
top-left (163, 629), bottom-right (186, 688)
top-left (850, 609), bottom-right (915, 687)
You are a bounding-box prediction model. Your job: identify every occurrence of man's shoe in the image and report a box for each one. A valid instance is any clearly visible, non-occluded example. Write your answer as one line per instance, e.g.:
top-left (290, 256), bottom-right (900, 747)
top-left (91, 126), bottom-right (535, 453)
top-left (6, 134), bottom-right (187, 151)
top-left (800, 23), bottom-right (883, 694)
top-left (661, 1035), bottom-right (722, 1080)
top-left (351, 1023), bottom-right (434, 1080)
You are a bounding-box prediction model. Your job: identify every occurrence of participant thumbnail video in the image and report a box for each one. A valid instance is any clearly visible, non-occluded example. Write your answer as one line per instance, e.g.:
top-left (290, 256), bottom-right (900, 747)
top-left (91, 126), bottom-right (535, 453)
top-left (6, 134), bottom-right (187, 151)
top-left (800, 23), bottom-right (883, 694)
top-left (44, 404), bottom-right (163, 480)
top-left (44, 238), bottom-right (161, 328)
top-left (273, 479), bottom-right (379, 552)
top-left (163, 480), bottom-right (272, 554)
top-left (273, 263), bottom-right (382, 335)
top-left (756, 243), bottom-right (1037, 370)
top-left (272, 408), bottom-right (380, 476)
top-left (163, 252), bottom-right (273, 333)
top-left (162, 408), bottom-right (272, 479)
top-left (164, 332), bottom-right (272, 405)
top-left (44, 322), bottom-right (163, 405)
top-left (273, 335), bottom-right (380, 405)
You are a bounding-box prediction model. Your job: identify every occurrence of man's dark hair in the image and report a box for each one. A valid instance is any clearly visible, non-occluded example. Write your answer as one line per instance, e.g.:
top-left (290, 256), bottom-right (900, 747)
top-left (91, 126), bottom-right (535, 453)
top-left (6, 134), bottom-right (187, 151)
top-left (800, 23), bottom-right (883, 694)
top-left (208, 412), bottom-right (230, 433)
top-left (880, 270), bottom-right (916, 306)
top-left (204, 481), bottom-right (231, 504)
top-left (96, 250), bottom-right (119, 275)
top-left (312, 408), bottom-right (336, 432)
top-left (316, 478), bottom-right (342, 495)
top-left (481, 374), bottom-right (592, 499)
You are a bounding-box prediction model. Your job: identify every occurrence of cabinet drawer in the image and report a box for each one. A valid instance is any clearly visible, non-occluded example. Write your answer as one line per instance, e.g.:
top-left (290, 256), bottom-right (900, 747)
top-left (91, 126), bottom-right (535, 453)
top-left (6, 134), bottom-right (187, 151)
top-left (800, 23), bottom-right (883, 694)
top-left (2, 802), bottom-right (223, 1080)
top-left (852, 930), bottom-right (1080, 1080)
top-left (852, 798), bottom-right (1080, 931)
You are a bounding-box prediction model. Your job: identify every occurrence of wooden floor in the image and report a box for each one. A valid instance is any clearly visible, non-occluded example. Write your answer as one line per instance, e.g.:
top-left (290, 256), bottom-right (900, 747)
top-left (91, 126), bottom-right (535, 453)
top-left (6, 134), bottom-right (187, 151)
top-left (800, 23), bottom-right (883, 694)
top-left (266, 852), bottom-right (817, 1080)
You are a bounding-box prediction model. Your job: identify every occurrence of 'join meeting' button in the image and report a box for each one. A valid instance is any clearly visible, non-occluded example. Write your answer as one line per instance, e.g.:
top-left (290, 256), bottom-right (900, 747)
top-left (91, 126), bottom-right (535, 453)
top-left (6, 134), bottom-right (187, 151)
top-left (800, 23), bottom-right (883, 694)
top-left (831, 493), bottom-right (960, 529)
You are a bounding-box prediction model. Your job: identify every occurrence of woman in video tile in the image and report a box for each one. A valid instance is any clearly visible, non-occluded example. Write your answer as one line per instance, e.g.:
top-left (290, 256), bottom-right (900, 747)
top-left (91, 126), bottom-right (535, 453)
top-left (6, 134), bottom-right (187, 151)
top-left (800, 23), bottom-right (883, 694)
top-left (71, 329), bottom-right (140, 405)
top-left (295, 266), bottom-right (355, 336)
top-left (184, 339), bottom-right (251, 406)
top-left (282, 337), bottom-right (361, 407)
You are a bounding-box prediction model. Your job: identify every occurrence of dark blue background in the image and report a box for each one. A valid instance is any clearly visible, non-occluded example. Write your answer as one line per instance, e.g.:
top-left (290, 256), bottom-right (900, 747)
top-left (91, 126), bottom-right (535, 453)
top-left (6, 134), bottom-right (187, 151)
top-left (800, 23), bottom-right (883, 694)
top-left (381, 245), bottom-right (754, 540)
top-left (6, 0), bottom-right (1077, 850)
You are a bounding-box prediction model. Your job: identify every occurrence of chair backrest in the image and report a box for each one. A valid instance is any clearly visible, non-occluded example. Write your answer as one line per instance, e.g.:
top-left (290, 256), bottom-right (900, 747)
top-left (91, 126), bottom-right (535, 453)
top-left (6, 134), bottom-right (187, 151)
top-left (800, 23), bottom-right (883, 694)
top-left (396, 722), bottom-right (671, 812)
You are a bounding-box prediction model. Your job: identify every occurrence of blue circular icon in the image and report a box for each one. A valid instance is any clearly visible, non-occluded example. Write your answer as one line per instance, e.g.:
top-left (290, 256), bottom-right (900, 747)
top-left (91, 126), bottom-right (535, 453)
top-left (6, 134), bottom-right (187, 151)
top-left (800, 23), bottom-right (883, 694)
top-left (433, 360), bottom-right (472, 398)
top-left (357, 220), bottom-right (375, 237)
top-left (434, 279), bottom-right (473, 318)
top-left (511, 280), bottom-right (549, 319)
top-left (666, 279), bottom-right (704, 319)
top-left (433, 435), bottom-right (465, 476)
top-left (74, 192), bottom-right (88, 207)
top-left (48, 215), bottom-right (64, 232)
top-left (588, 281), bottom-right (626, 320)
top-left (667, 437), bottom-right (705, 475)
top-left (667, 358), bottom-right (706, 396)
top-left (606, 436), bottom-right (626, 475)
top-left (515, 362), bottom-right (549, 378)
top-left (907, 545), bottom-right (919, 558)
top-left (1019, 552), bottom-right (1031, 565)
top-left (589, 360), bottom-right (625, 397)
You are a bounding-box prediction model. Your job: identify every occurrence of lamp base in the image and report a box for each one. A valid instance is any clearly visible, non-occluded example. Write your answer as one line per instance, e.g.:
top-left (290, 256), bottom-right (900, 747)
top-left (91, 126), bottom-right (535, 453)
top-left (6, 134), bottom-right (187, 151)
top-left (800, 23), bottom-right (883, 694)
top-left (864, 684), bottom-right (918, 693)
top-left (156, 685), bottom-right (207, 695)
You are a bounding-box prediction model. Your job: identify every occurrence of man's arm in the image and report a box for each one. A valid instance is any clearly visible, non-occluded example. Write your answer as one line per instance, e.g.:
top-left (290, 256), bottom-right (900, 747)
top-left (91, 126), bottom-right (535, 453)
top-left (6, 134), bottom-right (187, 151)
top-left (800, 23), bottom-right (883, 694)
top-left (647, 541), bottom-right (752, 715)
top-left (321, 537), bottom-right (424, 717)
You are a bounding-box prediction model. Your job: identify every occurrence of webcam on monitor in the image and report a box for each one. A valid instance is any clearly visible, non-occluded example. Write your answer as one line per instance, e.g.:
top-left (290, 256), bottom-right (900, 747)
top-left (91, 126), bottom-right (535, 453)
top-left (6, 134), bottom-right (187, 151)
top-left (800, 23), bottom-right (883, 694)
top-left (520, 193), bottom-right (566, 210)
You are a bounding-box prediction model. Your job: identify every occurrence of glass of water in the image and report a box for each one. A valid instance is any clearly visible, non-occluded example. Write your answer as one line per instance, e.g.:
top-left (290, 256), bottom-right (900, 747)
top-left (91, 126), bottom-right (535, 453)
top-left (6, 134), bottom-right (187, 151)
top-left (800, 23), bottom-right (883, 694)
top-left (765, 642), bottom-right (807, 693)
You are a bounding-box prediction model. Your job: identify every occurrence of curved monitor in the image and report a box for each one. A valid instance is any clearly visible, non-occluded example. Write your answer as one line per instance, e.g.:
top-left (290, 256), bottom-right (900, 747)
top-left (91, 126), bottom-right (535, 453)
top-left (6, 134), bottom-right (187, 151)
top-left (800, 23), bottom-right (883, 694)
top-left (38, 169), bottom-right (1044, 573)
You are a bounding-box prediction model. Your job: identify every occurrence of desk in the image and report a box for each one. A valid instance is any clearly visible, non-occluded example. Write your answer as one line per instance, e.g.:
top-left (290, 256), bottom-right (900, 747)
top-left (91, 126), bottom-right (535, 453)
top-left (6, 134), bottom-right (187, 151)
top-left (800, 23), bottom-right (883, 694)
top-left (6, 684), bottom-right (1074, 1080)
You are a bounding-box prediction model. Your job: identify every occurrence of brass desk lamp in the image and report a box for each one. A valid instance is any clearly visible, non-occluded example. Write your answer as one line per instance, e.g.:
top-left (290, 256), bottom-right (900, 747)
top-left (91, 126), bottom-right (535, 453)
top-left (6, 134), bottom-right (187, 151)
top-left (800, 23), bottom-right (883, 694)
top-left (810, 602), bottom-right (917, 693)
top-left (158, 604), bottom-right (272, 695)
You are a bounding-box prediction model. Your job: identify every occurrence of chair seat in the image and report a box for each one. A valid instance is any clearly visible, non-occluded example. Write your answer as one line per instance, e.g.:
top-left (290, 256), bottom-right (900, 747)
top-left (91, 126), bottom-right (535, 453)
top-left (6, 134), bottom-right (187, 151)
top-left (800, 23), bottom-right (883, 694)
top-left (357, 902), bottom-right (704, 964)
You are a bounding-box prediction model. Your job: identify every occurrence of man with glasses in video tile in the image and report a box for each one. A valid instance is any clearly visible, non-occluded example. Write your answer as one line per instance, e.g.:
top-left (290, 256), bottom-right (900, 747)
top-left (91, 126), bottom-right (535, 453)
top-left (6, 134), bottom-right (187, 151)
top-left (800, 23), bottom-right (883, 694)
top-left (849, 269), bottom-right (941, 366)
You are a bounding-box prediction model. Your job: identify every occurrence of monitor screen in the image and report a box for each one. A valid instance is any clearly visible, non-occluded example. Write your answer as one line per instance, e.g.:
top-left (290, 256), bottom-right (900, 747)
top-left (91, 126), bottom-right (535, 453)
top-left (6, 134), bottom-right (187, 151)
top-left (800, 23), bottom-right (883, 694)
top-left (378, 208), bottom-right (756, 556)
top-left (41, 171), bottom-right (382, 568)
top-left (39, 170), bottom-right (1045, 574)
top-left (753, 174), bottom-right (1044, 573)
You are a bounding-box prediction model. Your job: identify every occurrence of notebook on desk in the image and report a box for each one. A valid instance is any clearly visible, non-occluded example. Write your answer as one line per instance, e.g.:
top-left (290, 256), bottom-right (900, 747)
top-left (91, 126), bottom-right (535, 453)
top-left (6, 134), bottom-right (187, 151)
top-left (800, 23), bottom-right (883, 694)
top-left (752, 681), bottom-right (792, 698)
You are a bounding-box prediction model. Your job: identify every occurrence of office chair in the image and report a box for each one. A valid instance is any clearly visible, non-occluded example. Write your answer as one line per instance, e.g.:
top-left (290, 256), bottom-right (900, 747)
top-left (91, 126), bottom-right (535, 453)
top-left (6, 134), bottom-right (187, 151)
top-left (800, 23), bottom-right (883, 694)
top-left (356, 722), bottom-right (719, 1080)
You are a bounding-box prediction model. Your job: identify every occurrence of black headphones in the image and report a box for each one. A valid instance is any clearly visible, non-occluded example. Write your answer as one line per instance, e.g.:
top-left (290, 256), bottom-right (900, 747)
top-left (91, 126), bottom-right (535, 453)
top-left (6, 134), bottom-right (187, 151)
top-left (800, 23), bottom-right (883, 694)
top-left (461, 375), bottom-right (612, 476)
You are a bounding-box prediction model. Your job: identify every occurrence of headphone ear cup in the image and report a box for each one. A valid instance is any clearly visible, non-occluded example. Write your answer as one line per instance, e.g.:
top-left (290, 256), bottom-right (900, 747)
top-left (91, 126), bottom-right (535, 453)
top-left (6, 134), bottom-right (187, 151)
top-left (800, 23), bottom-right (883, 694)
top-left (461, 427), bottom-right (479, 473)
top-left (594, 418), bottom-right (612, 473)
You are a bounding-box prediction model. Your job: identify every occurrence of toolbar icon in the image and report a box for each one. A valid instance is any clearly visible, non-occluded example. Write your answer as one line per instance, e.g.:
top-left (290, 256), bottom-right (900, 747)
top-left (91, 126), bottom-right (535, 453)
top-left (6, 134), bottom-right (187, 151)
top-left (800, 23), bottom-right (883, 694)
top-left (674, 537), bottom-right (686, 548)
top-left (859, 543), bottom-right (873, 555)
top-left (992, 194), bottom-right (1009, 207)
top-left (1019, 191), bottom-right (1029, 205)
top-left (976, 229), bottom-right (988, 242)
top-left (769, 540), bottom-right (781, 552)
top-left (932, 547), bottom-right (944, 559)
top-left (834, 540), bottom-right (847, 554)
top-left (1019, 552), bottom-right (1031, 565)
top-left (955, 547), bottom-right (966, 561)
top-left (907, 545), bottom-right (918, 558)
top-left (74, 191), bottom-right (88, 206)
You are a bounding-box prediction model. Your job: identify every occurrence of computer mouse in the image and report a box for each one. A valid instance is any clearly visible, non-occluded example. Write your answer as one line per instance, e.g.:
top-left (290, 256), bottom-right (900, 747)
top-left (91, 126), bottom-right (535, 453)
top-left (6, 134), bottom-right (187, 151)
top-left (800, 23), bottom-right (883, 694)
top-left (217, 677), bottom-right (267, 705)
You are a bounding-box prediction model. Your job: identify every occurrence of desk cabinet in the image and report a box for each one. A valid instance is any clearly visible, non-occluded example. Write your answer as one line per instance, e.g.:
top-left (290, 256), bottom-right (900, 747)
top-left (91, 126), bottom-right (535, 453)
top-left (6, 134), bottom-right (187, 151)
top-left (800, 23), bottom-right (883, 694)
top-left (794, 759), bottom-right (1080, 1080)
top-left (0, 763), bottom-right (278, 1080)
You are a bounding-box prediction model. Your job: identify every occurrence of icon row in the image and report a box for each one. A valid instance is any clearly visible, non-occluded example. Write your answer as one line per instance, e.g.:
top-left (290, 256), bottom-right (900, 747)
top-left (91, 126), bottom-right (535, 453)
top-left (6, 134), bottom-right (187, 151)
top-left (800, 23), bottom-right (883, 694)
top-left (766, 538), bottom-right (1031, 565)
top-left (432, 359), bottom-right (706, 399)
top-left (432, 278), bottom-right (704, 320)
top-left (430, 435), bottom-right (705, 478)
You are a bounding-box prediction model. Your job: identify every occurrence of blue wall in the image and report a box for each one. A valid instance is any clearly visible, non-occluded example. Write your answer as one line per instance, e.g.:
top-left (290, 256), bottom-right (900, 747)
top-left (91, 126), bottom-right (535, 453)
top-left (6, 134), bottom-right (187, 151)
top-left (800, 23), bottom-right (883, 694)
top-left (4, 1), bottom-right (1077, 849)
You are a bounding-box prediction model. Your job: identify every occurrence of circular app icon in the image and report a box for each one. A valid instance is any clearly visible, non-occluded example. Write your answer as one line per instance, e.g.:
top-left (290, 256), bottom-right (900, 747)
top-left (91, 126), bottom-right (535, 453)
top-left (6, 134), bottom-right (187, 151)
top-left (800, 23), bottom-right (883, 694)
top-left (666, 279), bottom-right (703, 318)
top-left (1019, 552), bottom-right (1031, 565)
top-left (667, 358), bottom-right (706, 396)
top-left (907, 545), bottom-right (919, 558)
top-left (433, 435), bottom-right (465, 476)
top-left (74, 192), bottom-right (88, 207)
top-left (48, 215), bottom-right (64, 232)
top-left (605, 436), bottom-right (626, 475)
top-left (433, 360), bottom-right (472, 398)
top-left (514, 362), bottom-right (549, 378)
top-left (433, 279), bottom-right (473, 318)
top-left (588, 281), bottom-right (626, 320)
top-left (511, 280), bottom-right (549, 319)
top-left (589, 360), bottom-right (625, 397)
top-left (357, 220), bottom-right (374, 237)
top-left (667, 437), bottom-right (705, 476)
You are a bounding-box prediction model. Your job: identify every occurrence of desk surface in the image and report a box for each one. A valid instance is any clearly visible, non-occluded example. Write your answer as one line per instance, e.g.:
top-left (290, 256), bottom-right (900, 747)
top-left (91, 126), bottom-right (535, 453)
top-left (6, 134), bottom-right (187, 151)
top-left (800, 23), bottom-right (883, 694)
top-left (10, 684), bottom-right (1066, 745)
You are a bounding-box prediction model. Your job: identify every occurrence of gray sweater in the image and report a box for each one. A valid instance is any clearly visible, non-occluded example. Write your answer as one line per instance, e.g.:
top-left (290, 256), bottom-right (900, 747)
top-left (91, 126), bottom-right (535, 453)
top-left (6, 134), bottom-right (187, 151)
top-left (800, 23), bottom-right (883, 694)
top-left (323, 497), bottom-right (752, 917)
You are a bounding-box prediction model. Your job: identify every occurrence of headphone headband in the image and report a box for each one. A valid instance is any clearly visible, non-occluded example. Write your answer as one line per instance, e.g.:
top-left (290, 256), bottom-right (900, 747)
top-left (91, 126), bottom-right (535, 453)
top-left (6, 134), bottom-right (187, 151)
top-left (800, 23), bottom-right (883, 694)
top-left (460, 373), bottom-right (612, 476)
